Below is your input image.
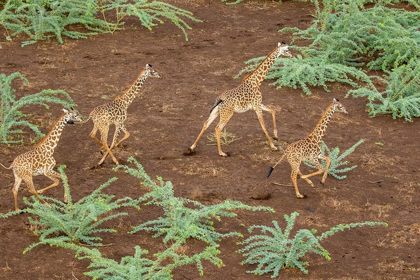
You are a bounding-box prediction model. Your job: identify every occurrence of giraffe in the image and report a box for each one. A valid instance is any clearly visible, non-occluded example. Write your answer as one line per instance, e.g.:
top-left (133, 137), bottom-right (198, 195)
top-left (82, 64), bottom-right (160, 166)
top-left (184, 42), bottom-right (292, 157)
top-left (267, 98), bottom-right (348, 198)
top-left (0, 108), bottom-right (82, 211)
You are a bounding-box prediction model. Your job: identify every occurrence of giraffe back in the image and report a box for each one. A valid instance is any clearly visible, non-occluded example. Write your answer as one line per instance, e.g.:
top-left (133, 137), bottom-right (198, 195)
top-left (218, 82), bottom-right (262, 113)
top-left (90, 99), bottom-right (128, 124)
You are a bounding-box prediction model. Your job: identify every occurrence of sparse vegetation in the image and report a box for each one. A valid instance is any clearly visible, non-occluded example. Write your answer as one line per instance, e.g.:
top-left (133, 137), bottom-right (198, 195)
top-left (237, 0), bottom-right (420, 121)
top-left (207, 128), bottom-right (241, 146)
top-left (347, 59), bottom-right (420, 122)
top-left (0, 72), bottom-right (75, 144)
top-left (0, 0), bottom-right (200, 46)
top-left (238, 211), bottom-right (387, 277)
top-left (116, 157), bottom-right (274, 247)
top-left (0, 166), bottom-right (137, 253)
top-left (304, 139), bottom-right (364, 180)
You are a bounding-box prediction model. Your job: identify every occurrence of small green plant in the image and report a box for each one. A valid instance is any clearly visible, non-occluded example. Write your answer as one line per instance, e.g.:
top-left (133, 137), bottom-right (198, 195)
top-left (0, 72), bottom-right (75, 144)
top-left (347, 59), bottom-right (420, 122)
top-left (207, 128), bottom-right (241, 146)
top-left (1, 165), bottom-right (137, 253)
top-left (0, 0), bottom-right (200, 46)
top-left (304, 139), bottom-right (364, 179)
top-left (238, 211), bottom-right (387, 277)
top-left (80, 241), bottom-right (223, 279)
top-left (115, 157), bottom-right (274, 247)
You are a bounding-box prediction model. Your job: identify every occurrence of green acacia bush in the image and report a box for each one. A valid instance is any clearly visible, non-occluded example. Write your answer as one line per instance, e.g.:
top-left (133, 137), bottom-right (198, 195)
top-left (238, 211), bottom-right (387, 277)
top-left (0, 0), bottom-right (200, 46)
top-left (347, 59), bottom-right (420, 122)
top-left (288, 0), bottom-right (420, 71)
top-left (304, 139), bottom-right (364, 179)
top-left (116, 157), bottom-right (275, 247)
top-left (0, 72), bottom-right (75, 144)
top-left (237, 55), bottom-right (375, 95)
top-left (0, 165), bottom-right (137, 253)
top-left (81, 242), bottom-right (223, 279)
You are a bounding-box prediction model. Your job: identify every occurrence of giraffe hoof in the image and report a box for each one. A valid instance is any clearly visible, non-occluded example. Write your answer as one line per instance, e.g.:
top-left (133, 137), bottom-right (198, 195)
top-left (272, 136), bottom-right (278, 141)
top-left (183, 148), bottom-right (196, 156)
top-left (219, 152), bottom-right (229, 157)
top-left (297, 194), bottom-right (307, 199)
top-left (271, 146), bottom-right (278, 151)
top-left (320, 181), bottom-right (325, 186)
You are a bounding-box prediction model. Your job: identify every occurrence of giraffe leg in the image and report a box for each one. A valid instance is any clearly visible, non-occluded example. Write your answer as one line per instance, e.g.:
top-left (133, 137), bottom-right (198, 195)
top-left (185, 107), bottom-right (219, 155)
top-left (113, 124), bottom-right (130, 148)
top-left (97, 127), bottom-right (119, 165)
top-left (255, 109), bottom-right (277, 151)
top-left (109, 123), bottom-right (122, 151)
top-left (22, 175), bottom-right (51, 210)
top-left (261, 104), bottom-right (278, 140)
top-left (101, 124), bottom-right (130, 163)
top-left (298, 171), bottom-right (314, 187)
top-left (12, 173), bottom-right (23, 212)
top-left (215, 112), bottom-right (233, 157)
top-left (291, 169), bottom-right (306, 199)
top-left (320, 155), bottom-right (331, 185)
top-left (300, 160), bottom-right (324, 181)
top-left (89, 125), bottom-right (103, 148)
top-left (37, 169), bottom-right (60, 194)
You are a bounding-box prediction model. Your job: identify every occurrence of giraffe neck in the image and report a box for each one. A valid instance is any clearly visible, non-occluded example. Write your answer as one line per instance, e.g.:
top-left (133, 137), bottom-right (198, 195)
top-left (307, 103), bottom-right (336, 143)
top-left (243, 45), bottom-right (280, 89)
top-left (115, 69), bottom-right (149, 106)
top-left (36, 114), bottom-right (67, 155)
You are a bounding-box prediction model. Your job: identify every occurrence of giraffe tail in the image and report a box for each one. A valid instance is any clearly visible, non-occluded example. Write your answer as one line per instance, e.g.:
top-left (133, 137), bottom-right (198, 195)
top-left (0, 162), bottom-right (12, 170)
top-left (267, 154), bottom-right (286, 178)
top-left (210, 99), bottom-right (223, 113)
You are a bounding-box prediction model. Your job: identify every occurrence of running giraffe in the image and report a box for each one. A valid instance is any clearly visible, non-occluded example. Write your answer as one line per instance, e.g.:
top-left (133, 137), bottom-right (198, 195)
top-left (83, 64), bottom-right (160, 166)
top-left (267, 98), bottom-right (348, 198)
top-left (0, 108), bottom-right (82, 211)
top-left (185, 42), bottom-right (292, 157)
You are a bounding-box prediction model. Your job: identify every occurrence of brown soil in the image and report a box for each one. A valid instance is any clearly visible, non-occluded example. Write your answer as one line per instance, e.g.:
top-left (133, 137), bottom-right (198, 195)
top-left (0, 1), bottom-right (419, 279)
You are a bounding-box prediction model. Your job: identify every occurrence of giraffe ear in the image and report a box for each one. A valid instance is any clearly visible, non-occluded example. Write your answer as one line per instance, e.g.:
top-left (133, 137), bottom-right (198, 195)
top-left (333, 98), bottom-right (339, 102)
top-left (63, 108), bottom-right (69, 113)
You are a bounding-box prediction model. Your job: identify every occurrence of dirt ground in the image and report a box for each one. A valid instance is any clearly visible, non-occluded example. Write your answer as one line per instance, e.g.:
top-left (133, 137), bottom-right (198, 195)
top-left (0, 0), bottom-right (419, 279)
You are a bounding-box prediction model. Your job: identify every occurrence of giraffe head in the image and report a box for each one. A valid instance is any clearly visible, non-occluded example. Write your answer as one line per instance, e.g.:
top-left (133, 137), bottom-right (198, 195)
top-left (332, 98), bottom-right (348, 114)
top-left (277, 42), bottom-right (292, 58)
top-left (145, 64), bottom-right (161, 78)
top-left (62, 108), bottom-right (83, 124)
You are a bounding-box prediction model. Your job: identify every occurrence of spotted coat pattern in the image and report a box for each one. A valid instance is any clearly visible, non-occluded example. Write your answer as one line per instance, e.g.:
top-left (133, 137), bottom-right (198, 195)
top-left (86, 64), bottom-right (160, 166)
top-left (186, 42), bottom-right (292, 156)
top-left (0, 109), bottom-right (82, 211)
top-left (269, 99), bottom-right (348, 198)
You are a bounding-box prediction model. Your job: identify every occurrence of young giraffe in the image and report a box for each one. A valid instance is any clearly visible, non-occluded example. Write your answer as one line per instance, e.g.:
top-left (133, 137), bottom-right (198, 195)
top-left (0, 108), bottom-right (82, 211)
top-left (267, 98), bottom-right (348, 198)
top-left (185, 42), bottom-right (292, 157)
top-left (82, 64), bottom-right (160, 166)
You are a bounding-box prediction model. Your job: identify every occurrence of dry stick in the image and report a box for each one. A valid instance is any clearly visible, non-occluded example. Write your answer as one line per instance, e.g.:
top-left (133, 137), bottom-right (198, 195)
top-left (71, 271), bottom-right (79, 280)
top-left (81, 243), bottom-right (114, 247)
top-left (271, 182), bottom-right (293, 187)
